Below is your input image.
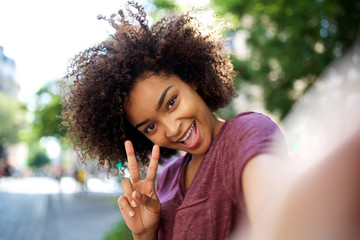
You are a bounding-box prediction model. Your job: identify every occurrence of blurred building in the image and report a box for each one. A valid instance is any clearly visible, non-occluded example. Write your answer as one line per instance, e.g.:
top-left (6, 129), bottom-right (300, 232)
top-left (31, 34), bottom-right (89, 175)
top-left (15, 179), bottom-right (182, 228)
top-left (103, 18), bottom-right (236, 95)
top-left (0, 46), bottom-right (20, 96)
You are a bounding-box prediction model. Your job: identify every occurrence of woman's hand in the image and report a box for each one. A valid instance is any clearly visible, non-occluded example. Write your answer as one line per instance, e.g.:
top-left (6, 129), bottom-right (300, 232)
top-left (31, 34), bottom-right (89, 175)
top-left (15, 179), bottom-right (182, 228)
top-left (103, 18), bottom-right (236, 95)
top-left (118, 140), bottom-right (161, 239)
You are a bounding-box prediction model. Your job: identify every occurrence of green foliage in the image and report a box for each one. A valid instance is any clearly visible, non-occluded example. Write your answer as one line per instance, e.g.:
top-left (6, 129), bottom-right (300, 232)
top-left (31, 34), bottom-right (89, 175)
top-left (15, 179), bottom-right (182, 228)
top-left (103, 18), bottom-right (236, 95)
top-left (0, 92), bottom-right (26, 146)
top-left (211, 0), bottom-right (360, 118)
top-left (26, 142), bottom-right (48, 168)
top-left (32, 81), bottom-right (65, 139)
top-left (152, 0), bottom-right (177, 10)
top-left (28, 150), bottom-right (50, 169)
top-left (103, 219), bottom-right (133, 240)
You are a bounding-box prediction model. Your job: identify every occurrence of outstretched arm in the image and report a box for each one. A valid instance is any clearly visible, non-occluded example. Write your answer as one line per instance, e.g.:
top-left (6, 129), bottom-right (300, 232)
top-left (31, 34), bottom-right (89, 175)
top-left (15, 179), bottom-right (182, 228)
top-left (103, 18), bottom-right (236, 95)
top-left (242, 130), bottom-right (360, 240)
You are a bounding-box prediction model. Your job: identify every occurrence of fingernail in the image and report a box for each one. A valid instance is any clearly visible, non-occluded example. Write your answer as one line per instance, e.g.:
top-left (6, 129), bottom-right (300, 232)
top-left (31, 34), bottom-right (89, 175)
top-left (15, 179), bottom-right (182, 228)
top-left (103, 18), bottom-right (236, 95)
top-left (135, 191), bottom-right (141, 199)
top-left (129, 210), bottom-right (134, 217)
top-left (131, 200), bottom-right (137, 207)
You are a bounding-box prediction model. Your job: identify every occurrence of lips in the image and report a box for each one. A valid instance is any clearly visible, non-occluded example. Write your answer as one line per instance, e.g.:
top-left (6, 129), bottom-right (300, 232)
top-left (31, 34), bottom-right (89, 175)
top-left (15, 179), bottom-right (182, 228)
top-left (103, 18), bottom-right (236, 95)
top-left (178, 121), bottom-right (200, 149)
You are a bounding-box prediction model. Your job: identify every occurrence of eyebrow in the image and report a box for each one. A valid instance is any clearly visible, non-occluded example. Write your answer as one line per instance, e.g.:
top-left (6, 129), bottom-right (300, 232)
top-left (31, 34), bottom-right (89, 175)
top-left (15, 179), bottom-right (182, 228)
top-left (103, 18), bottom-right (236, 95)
top-left (135, 119), bottom-right (149, 129)
top-left (134, 85), bottom-right (173, 129)
top-left (156, 86), bottom-right (173, 111)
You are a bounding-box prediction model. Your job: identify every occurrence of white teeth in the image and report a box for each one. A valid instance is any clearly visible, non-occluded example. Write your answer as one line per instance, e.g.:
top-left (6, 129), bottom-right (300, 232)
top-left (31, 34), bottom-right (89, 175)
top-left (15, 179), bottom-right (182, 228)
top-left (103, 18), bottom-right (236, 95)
top-left (180, 122), bottom-right (194, 142)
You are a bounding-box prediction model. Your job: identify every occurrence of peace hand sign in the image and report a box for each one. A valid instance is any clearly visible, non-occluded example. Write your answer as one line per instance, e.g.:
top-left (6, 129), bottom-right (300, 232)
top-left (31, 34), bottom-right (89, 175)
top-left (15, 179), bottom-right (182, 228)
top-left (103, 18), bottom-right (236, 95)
top-left (118, 140), bottom-right (161, 239)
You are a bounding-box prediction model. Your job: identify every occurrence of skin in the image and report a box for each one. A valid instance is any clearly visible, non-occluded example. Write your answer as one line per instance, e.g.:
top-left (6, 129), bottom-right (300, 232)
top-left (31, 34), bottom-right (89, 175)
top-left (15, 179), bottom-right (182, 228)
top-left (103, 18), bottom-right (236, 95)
top-left (118, 73), bottom-right (225, 239)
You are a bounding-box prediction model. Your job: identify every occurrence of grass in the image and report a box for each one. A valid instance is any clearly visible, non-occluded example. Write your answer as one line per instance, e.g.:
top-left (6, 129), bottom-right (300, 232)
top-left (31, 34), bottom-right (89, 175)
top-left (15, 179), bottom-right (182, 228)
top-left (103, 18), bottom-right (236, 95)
top-left (103, 218), bottom-right (133, 240)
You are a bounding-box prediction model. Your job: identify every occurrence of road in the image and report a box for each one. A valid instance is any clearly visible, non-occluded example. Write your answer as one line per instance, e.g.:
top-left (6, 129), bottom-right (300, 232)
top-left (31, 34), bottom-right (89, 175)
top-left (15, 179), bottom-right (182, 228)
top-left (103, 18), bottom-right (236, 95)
top-left (0, 176), bottom-right (123, 240)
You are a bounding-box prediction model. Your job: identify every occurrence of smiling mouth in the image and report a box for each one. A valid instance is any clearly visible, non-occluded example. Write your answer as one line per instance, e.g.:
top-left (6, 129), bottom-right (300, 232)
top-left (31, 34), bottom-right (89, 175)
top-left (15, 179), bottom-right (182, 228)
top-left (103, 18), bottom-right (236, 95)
top-left (177, 121), bottom-right (200, 149)
top-left (179, 121), bottom-right (195, 143)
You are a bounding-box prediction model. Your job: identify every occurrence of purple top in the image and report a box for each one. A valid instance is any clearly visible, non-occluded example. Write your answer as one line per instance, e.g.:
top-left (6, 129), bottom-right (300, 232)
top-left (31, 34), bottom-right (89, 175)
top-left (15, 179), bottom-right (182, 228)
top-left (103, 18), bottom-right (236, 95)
top-left (156, 112), bottom-right (285, 240)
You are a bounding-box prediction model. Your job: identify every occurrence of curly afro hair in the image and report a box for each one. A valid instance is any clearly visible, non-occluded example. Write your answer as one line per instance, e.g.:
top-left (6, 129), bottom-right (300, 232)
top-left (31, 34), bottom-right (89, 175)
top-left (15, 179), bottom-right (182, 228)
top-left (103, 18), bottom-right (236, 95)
top-left (61, 1), bottom-right (237, 175)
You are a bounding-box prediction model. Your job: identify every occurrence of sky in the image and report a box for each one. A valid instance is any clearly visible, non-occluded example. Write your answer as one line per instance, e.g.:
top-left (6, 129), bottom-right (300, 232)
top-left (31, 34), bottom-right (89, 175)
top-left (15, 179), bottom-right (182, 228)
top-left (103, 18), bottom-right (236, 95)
top-left (0, 0), bottom-right (143, 102)
top-left (0, 0), bottom-right (210, 103)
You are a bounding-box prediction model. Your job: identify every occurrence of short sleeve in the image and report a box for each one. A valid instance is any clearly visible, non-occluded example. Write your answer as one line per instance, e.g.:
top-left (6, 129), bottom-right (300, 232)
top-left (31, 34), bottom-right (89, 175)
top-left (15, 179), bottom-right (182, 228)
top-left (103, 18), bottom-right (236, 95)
top-left (220, 112), bottom-right (287, 207)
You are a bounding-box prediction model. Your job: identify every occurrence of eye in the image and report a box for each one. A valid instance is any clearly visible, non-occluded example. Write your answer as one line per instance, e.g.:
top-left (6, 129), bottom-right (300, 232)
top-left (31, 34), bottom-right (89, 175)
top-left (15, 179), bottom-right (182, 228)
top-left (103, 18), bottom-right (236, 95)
top-left (167, 96), bottom-right (177, 110)
top-left (144, 123), bottom-right (157, 134)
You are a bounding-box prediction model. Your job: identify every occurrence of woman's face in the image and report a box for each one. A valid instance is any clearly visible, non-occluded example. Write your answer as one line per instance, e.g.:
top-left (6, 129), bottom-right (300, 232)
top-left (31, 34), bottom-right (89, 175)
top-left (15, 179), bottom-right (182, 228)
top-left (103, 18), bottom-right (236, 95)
top-left (125, 74), bottom-right (224, 157)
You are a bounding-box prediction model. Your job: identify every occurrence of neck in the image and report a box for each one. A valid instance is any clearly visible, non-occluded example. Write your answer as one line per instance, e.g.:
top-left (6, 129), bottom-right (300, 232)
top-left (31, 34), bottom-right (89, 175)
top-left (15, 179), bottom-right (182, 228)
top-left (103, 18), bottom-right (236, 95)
top-left (191, 153), bottom-right (204, 163)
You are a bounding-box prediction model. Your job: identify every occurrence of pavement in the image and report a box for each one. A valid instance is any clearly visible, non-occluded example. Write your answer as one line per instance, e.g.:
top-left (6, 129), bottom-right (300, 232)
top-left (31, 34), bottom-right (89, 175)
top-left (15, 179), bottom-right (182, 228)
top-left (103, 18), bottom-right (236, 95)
top-left (0, 176), bottom-right (124, 240)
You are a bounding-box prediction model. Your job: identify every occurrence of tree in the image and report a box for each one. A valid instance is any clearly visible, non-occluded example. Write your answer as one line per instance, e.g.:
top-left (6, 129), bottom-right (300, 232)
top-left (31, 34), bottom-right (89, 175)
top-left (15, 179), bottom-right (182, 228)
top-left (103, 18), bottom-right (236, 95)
top-left (214, 0), bottom-right (360, 118)
top-left (0, 92), bottom-right (26, 160)
top-left (29, 80), bottom-right (71, 170)
top-left (32, 81), bottom-right (65, 140)
top-left (28, 151), bottom-right (50, 169)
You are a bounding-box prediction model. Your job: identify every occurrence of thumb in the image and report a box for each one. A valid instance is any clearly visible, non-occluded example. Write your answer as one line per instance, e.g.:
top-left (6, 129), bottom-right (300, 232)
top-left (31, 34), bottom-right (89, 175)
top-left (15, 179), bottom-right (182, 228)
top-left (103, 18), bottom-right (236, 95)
top-left (132, 191), bottom-right (161, 213)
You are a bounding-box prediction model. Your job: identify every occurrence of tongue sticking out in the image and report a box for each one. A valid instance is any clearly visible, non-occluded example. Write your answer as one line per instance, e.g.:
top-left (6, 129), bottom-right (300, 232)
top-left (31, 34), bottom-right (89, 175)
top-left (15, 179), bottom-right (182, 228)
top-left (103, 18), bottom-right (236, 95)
top-left (183, 123), bottom-right (197, 146)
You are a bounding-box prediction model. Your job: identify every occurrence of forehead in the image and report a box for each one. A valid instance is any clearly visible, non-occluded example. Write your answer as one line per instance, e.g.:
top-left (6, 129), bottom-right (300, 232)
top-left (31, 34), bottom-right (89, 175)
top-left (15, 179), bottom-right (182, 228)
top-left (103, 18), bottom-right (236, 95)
top-left (124, 74), bottom-right (182, 123)
top-left (129, 74), bottom-right (177, 104)
top-left (133, 74), bottom-right (171, 95)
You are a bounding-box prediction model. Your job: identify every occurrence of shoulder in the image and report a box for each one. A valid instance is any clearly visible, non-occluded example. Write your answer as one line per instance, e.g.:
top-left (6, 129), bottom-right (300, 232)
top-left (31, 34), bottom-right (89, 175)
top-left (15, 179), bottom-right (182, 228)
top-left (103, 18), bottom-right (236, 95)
top-left (228, 111), bottom-right (278, 131)
top-left (222, 112), bottom-right (280, 144)
top-left (216, 111), bottom-right (287, 165)
top-left (159, 154), bottom-right (186, 176)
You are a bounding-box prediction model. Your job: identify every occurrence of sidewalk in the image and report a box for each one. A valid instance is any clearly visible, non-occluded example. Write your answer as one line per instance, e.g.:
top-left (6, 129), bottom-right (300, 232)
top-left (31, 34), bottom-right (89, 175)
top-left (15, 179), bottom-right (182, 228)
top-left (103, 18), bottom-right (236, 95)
top-left (0, 177), bottom-right (123, 240)
top-left (44, 191), bottom-right (121, 240)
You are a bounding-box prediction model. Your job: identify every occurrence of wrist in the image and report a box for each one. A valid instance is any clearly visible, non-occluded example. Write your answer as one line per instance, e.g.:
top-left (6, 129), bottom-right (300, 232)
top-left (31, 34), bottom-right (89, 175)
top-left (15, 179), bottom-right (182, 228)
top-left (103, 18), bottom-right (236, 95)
top-left (132, 230), bottom-right (158, 240)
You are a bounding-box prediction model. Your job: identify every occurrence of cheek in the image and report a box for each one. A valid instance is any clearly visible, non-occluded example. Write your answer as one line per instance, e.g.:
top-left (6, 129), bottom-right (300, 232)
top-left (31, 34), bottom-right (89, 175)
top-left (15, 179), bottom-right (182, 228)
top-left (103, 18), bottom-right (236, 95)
top-left (147, 132), bottom-right (172, 148)
top-left (146, 133), bottom-right (162, 145)
top-left (179, 98), bottom-right (196, 116)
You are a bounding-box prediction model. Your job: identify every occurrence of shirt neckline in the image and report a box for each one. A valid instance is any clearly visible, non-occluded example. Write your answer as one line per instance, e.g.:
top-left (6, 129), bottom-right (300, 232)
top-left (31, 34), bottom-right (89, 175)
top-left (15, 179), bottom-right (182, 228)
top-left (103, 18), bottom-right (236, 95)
top-left (179, 119), bottom-right (230, 197)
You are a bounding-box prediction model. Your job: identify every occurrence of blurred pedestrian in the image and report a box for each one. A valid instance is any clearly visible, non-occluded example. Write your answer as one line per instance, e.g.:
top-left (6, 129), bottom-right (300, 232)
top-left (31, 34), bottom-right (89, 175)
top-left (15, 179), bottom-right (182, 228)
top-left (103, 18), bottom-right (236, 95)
top-left (74, 168), bottom-right (88, 193)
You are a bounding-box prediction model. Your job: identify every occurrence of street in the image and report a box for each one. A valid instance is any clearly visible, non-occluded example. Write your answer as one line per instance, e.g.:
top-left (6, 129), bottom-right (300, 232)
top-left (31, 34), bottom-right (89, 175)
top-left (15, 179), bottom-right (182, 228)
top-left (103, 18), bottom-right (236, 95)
top-left (0, 176), bottom-right (123, 240)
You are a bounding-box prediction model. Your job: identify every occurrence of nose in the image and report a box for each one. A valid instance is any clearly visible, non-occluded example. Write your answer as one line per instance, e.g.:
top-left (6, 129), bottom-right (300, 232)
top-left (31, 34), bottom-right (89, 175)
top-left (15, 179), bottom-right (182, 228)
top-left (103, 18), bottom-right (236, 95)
top-left (164, 118), bottom-right (181, 140)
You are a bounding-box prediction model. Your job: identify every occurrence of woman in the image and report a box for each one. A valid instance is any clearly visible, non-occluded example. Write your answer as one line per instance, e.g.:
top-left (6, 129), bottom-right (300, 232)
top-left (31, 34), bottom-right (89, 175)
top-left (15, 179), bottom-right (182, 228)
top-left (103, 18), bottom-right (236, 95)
top-left (61, 2), bottom-right (289, 239)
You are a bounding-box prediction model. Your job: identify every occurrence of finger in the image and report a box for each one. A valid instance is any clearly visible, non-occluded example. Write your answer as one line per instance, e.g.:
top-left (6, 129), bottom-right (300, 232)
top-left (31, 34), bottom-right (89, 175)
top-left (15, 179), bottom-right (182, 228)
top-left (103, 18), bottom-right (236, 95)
top-left (146, 145), bottom-right (159, 182)
top-left (132, 191), bottom-right (161, 214)
top-left (118, 195), bottom-right (135, 218)
top-left (125, 140), bottom-right (140, 182)
top-left (121, 178), bottom-right (137, 207)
